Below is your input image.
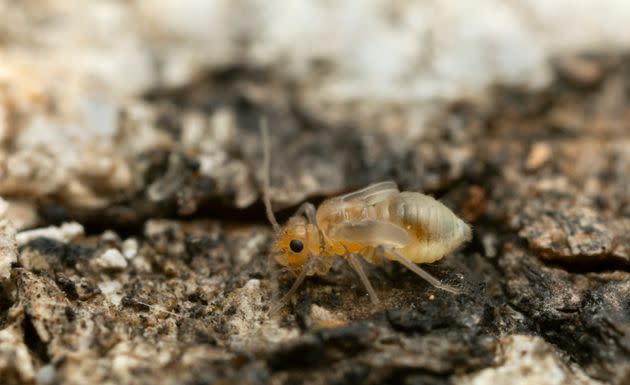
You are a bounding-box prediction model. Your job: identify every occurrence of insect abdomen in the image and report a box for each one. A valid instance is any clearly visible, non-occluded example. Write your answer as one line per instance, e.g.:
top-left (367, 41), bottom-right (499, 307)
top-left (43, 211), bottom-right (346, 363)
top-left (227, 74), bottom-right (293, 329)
top-left (376, 192), bottom-right (471, 263)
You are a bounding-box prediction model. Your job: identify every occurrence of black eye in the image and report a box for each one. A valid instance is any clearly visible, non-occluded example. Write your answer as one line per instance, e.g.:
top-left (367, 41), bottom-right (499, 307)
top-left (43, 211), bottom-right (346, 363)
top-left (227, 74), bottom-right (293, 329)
top-left (289, 239), bottom-right (304, 253)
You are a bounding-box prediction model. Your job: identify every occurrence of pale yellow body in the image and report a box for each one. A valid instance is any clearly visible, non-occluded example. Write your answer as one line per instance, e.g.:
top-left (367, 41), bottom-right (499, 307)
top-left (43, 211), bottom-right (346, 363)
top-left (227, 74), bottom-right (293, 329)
top-left (262, 119), bottom-right (469, 305)
top-left (273, 181), bottom-right (471, 274)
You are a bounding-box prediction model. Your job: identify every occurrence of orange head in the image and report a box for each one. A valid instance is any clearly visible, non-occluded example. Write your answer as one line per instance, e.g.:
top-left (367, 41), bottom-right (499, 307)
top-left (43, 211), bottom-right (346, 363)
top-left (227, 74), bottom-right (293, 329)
top-left (260, 121), bottom-right (329, 275)
top-left (272, 216), bottom-right (322, 273)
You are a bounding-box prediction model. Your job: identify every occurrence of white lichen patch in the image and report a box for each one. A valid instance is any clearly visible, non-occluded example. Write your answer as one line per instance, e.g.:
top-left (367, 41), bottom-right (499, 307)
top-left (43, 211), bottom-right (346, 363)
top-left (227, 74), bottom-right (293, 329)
top-left (458, 335), bottom-right (604, 385)
top-left (0, 199), bottom-right (39, 230)
top-left (227, 279), bottom-right (299, 350)
top-left (0, 219), bottom-right (17, 281)
top-left (0, 325), bottom-right (36, 384)
top-left (16, 222), bottom-right (84, 246)
top-left (97, 280), bottom-right (123, 306)
top-left (231, 231), bottom-right (267, 268)
top-left (110, 345), bottom-right (172, 374)
top-left (0, 198), bottom-right (8, 218)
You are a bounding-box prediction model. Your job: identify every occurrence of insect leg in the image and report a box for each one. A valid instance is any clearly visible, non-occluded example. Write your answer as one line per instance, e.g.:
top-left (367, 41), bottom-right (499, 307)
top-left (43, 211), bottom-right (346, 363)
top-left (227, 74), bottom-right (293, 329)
top-left (373, 245), bottom-right (390, 265)
top-left (360, 245), bottom-right (387, 264)
top-left (270, 258), bottom-right (316, 314)
top-left (268, 250), bottom-right (281, 302)
top-left (347, 254), bottom-right (380, 305)
top-left (293, 202), bottom-right (317, 224)
top-left (382, 247), bottom-right (462, 294)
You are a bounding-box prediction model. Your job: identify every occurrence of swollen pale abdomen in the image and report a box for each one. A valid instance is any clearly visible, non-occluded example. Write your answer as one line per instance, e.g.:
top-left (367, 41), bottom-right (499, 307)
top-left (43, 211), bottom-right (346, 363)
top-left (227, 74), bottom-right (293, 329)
top-left (375, 192), bottom-right (471, 263)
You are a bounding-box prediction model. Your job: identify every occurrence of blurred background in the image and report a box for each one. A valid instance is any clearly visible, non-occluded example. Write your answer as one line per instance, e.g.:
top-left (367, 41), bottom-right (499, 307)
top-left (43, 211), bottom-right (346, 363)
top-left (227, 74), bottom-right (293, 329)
top-left (3, 1), bottom-right (630, 101)
top-left (1, 0), bottom-right (630, 226)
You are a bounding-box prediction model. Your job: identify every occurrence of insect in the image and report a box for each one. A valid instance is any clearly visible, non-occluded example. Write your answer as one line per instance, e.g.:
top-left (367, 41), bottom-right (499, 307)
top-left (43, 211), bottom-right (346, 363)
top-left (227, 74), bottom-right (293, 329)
top-left (261, 122), bottom-right (471, 311)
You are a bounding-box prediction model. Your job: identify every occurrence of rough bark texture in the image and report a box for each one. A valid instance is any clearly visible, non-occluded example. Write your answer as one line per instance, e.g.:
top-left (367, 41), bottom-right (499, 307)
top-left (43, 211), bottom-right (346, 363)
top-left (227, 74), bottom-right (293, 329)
top-left (0, 52), bottom-right (628, 385)
top-left (1, 3), bottom-right (630, 382)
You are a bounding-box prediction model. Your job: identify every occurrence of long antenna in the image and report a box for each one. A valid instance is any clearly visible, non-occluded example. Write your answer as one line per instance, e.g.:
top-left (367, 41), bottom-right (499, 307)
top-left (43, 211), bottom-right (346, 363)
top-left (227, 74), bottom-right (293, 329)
top-left (260, 117), bottom-right (281, 233)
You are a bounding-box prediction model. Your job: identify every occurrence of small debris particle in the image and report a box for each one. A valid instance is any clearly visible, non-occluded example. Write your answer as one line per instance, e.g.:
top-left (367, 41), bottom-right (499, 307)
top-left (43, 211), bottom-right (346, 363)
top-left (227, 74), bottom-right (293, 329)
top-left (526, 142), bottom-right (552, 171)
top-left (94, 249), bottom-right (128, 270)
top-left (461, 185), bottom-right (487, 222)
top-left (101, 230), bottom-right (121, 243)
top-left (309, 304), bottom-right (348, 328)
top-left (482, 233), bottom-right (498, 258)
top-left (36, 364), bottom-right (56, 385)
top-left (121, 238), bottom-right (138, 260)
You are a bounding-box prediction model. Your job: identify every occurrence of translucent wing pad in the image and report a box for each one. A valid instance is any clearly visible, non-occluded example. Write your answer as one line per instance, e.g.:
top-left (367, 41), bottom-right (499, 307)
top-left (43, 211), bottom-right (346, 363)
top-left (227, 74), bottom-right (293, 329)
top-left (329, 219), bottom-right (412, 248)
top-left (340, 181), bottom-right (399, 205)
